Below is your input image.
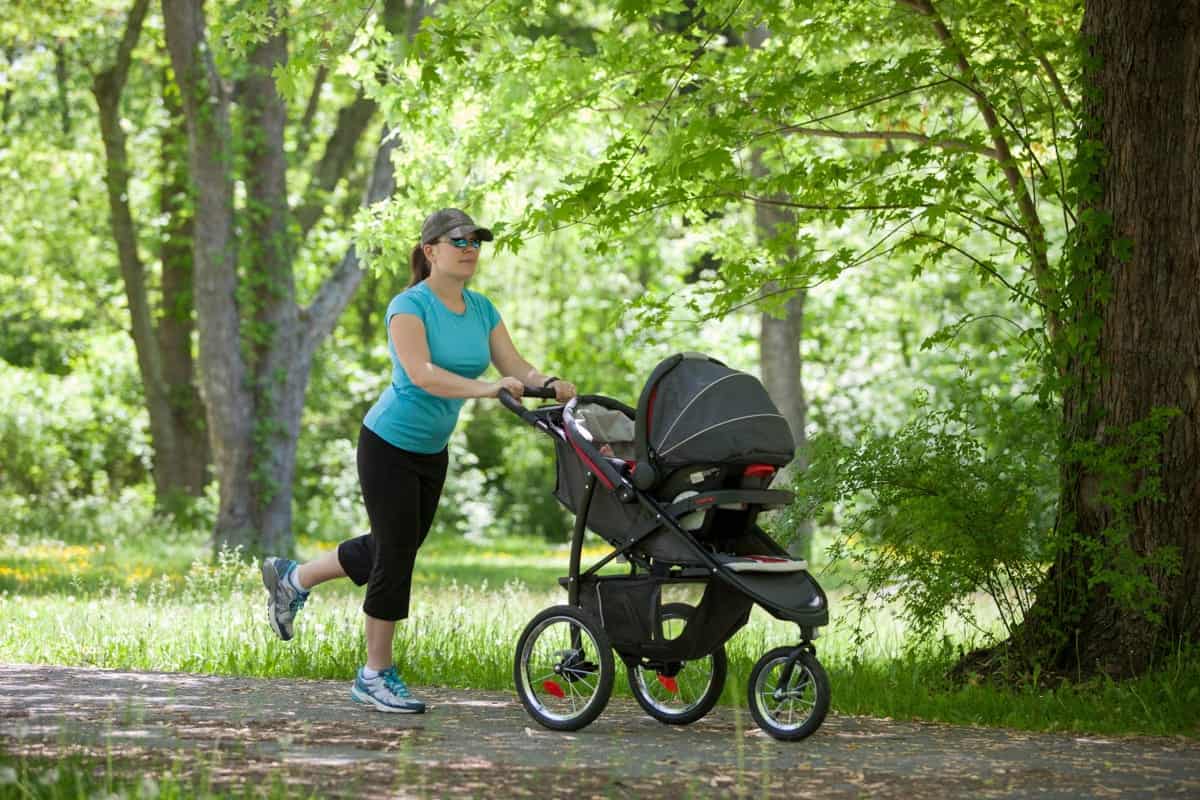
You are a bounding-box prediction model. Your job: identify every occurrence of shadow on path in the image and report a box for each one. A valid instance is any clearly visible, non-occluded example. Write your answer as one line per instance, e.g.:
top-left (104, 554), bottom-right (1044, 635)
top-left (1, 664), bottom-right (1197, 798)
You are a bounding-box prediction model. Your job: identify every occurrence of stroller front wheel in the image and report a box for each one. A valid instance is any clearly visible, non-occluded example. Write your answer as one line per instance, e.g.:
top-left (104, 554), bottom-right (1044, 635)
top-left (514, 605), bottom-right (614, 731)
top-left (747, 646), bottom-right (830, 741)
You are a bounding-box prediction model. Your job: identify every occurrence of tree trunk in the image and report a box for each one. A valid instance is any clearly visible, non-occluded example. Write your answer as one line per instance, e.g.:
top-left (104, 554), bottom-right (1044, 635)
top-left (747, 22), bottom-right (813, 561)
top-left (165, 0), bottom-right (414, 556)
top-left (93, 0), bottom-right (207, 507)
top-left (757, 263), bottom-right (812, 561)
top-left (1016, 0), bottom-right (1199, 677)
top-left (163, 0), bottom-right (257, 547)
top-left (157, 61), bottom-right (210, 498)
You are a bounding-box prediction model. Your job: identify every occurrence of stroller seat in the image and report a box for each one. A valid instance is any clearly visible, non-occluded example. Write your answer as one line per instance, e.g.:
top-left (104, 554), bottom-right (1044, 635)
top-left (712, 552), bottom-right (809, 573)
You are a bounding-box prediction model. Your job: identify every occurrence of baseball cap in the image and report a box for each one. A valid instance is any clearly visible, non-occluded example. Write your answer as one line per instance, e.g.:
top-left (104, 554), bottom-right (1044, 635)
top-left (420, 208), bottom-right (494, 244)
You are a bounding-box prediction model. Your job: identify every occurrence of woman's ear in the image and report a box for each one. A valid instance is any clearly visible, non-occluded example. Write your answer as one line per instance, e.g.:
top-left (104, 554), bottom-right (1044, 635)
top-left (423, 243), bottom-right (436, 263)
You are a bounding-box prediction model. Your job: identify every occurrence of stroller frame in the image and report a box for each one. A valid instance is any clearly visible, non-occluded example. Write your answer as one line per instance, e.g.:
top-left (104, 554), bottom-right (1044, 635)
top-left (503, 384), bottom-right (831, 740)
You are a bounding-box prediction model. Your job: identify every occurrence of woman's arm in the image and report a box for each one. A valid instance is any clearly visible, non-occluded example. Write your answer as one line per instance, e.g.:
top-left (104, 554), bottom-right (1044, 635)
top-left (489, 322), bottom-right (577, 401)
top-left (391, 315), bottom-right (517, 398)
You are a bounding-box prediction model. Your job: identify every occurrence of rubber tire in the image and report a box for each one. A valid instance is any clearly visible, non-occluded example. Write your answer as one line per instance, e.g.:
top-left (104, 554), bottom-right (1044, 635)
top-left (514, 605), bottom-right (615, 732)
top-left (626, 602), bottom-right (727, 725)
top-left (747, 646), bottom-right (830, 741)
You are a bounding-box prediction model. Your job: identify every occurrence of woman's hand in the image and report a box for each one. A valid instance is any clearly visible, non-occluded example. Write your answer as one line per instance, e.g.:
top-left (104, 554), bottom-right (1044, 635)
top-left (549, 379), bottom-right (577, 402)
top-left (493, 376), bottom-right (525, 398)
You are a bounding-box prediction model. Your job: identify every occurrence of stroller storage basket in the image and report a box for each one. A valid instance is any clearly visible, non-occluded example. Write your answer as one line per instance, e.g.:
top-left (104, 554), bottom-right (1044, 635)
top-left (577, 574), bottom-right (753, 663)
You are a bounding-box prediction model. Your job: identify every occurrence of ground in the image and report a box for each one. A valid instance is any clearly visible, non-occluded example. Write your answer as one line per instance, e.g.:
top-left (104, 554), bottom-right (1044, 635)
top-left (1, 664), bottom-right (1197, 798)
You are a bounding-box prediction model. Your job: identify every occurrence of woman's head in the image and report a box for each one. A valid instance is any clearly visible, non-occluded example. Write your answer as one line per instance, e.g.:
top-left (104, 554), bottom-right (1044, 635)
top-left (408, 208), bottom-right (494, 287)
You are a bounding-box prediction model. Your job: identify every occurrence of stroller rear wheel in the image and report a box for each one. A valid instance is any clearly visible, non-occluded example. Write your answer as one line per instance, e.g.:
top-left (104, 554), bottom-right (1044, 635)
top-left (627, 602), bottom-right (727, 725)
top-left (747, 646), bottom-right (830, 741)
top-left (514, 605), bottom-right (614, 731)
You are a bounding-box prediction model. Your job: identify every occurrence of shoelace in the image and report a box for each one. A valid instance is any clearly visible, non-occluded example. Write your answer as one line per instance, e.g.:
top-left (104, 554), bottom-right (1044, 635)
top-left (288, 593), bottom-right (307, 613)
top-left (380, 668), bottom-right (412, 698)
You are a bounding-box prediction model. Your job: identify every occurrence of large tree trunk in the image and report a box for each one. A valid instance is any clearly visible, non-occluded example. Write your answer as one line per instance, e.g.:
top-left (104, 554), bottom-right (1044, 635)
top-left (163, 0), bottom-right (257, 547)
top-left (93, 0), bottom-right (207, 507)
top-left (165, 0), bottom-right (415, 555)
top-left (240, 6), bottom-right (297, 554)
top-left (1016, 0), bottom-right (1199, 677)
top-left (157, 60), bottom-right (209, 497)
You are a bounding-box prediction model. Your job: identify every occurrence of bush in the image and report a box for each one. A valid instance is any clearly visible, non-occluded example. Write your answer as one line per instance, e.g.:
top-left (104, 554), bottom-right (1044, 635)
top-left (0, 344), bottom-right (149, 502)
top-left (795, 386), bottom-right (1059, 647)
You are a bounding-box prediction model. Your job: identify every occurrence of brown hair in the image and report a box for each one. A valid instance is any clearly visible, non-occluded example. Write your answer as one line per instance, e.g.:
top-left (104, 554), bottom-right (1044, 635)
top-left (409, 242), bottom-right (431, 287)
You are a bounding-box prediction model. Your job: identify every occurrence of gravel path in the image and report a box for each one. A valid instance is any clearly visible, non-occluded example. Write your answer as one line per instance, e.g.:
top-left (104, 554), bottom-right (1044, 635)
top-left (1, 664), bottom-right (1197, 798)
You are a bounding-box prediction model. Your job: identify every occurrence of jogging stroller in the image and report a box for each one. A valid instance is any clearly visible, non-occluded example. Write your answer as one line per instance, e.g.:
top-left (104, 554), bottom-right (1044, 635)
top-left (501, 353), bottom-right (830, 741)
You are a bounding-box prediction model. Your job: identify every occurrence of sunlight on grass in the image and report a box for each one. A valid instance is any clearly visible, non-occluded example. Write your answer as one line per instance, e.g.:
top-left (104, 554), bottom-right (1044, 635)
top-left (2, 533), bottom-right (1197, 738)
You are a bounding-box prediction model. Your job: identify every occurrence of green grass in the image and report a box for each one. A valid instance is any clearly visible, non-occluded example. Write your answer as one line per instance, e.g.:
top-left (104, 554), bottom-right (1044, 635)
top-left (1, 526), bottom-right (1197, 739)
top-left (0, 751), bottom-right (315, 799)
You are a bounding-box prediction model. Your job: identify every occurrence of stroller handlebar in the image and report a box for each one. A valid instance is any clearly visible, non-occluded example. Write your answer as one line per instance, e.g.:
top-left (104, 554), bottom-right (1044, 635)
top-left (497, 386), bottom-right (557, 420)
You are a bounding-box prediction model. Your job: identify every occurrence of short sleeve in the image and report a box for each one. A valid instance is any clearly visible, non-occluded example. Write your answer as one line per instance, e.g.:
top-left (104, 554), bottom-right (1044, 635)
top-left (387, 290), bottom-right (426, 325)
top-left (472, 291), bottom-right (502, 332)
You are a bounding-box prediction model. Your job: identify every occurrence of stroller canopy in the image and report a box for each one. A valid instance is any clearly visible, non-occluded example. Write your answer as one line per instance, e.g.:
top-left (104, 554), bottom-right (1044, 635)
top-left (634, 353), bottom-right (794, 476)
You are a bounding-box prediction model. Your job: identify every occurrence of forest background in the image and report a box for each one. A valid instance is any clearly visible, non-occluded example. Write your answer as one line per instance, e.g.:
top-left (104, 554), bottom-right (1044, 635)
top-left (1, 0), bottom-right (1197, 734)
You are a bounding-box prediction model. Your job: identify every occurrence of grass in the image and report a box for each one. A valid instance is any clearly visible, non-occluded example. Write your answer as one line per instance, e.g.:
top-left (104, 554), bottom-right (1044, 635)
top-left (0, 751), bottom-right (314, 799)
top-left (1, 525), bottom-right (1198, 739)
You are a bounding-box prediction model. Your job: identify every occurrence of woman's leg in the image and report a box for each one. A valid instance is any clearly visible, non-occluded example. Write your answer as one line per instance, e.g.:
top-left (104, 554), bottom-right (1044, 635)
top-left (295, 548), bottom-right (347, 590)
top-left (365, 616), bottom-right (396, 671)
top-left (356, 428), bottom-right (448, 665)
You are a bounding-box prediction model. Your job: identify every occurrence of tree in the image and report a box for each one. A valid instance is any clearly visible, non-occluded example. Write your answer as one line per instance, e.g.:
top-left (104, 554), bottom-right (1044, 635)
top-left (91, 0), bottom-right (210, 505)
top-left (421, 0), bottom-right (1197, 676)
top-left (161, 0), bottom-right (420, 554)
top-left (1007, 0), bottom-right (1199, 677)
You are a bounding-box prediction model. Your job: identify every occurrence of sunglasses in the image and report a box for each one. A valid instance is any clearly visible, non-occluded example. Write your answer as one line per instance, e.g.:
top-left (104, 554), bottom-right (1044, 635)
top-left (442, 237), bottom-right (484, 250)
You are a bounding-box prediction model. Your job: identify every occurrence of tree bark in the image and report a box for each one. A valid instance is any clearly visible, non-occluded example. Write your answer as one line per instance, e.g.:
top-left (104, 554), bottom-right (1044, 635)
top-left (747, 25), bottom-right (812, 561)
top-left (1016, 0), bottom-right (1200, 677)
top-left (158, 60), bottom-right (210, 497)
top-left (163, 0), bottom-right (257, 547)
top-left (165, 0), bottom-right (416, 555)
top-left (93, 0), bottom-right (207, 506)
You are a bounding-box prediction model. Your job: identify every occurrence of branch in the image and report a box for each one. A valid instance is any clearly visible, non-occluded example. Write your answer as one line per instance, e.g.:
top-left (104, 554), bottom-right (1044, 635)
top-left (774, 124), bottom-right (1000, 160)
top-left (294, 92), bottom-right (377, 239)
top-left (301, 126), bottom-right (398, 360)
top-left (910, 232), bottom-right (1044, 309)
top-left (615, 0), bottom-right (747, 183)
top-left (293, 63), bottom-right (328, 164)
top-left (1036, 52), bottom-right (1073, 113)
top-left (746, 79), bottom-right (955, 144)
top-left (898, 0), bottom-right (1060, 344)
top-left (735, 192), bottom-right (927, 211)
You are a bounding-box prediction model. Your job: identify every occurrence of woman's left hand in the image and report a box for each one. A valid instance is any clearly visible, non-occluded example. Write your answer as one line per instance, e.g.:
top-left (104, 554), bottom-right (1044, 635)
top-left (550, 379), bottom-right (577, 402)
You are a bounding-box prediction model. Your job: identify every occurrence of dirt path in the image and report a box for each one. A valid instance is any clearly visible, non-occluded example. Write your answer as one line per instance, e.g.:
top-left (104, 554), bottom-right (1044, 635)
top-left (1, 664), bottom-right (1197, 798)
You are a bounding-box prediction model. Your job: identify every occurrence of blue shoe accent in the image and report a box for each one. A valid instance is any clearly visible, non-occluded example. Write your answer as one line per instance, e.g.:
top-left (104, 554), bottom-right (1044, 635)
top-left (350, 667), bottom-right (426, 714)
top-left (261, 557), bottom-right (308, 641)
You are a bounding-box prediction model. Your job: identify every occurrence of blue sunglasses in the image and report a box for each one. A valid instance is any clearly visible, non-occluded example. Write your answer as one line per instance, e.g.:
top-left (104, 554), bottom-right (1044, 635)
top-left (442, 237), bottom-right (484, 250)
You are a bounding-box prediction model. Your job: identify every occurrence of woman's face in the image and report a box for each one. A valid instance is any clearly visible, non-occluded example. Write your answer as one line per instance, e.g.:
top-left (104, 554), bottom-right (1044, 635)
top-left (424, 236), bottom-right (482, 281)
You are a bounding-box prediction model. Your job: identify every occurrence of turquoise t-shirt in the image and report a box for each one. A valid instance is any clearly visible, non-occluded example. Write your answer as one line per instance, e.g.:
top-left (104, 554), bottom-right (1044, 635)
top-left (363, 282), bottom-right (502, 453)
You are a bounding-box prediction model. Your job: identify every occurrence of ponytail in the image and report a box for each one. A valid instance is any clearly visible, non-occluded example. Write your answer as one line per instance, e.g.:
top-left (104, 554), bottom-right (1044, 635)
top-left (409, 243), bottom-right (431, 287)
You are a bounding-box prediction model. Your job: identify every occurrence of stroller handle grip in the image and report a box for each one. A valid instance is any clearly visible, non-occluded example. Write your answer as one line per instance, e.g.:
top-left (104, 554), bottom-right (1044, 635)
top-left (497, 386), bottom-right (557, 419)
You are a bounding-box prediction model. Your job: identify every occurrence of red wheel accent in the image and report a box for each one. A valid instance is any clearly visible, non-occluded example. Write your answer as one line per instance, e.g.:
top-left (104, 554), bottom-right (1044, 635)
top-left (656, 674), bottom-right (679, 694)
top-left (543, 680), bottom-right (565, 698)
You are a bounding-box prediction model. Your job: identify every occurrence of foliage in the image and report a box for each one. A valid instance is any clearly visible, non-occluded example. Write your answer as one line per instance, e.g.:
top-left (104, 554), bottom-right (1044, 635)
top-left (0, 340), bottom-right (150, 502)
top-left (793, 382), bottom-right (1059, 645)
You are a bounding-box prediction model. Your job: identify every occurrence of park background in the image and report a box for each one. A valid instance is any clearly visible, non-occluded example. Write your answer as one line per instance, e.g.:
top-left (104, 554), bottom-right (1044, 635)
top-left (1, 1), bottom-right (1197, 789)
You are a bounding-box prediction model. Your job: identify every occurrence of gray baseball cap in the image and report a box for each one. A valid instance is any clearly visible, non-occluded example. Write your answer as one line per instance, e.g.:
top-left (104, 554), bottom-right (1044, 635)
top-left (420, 208), bottom-right (494, 244)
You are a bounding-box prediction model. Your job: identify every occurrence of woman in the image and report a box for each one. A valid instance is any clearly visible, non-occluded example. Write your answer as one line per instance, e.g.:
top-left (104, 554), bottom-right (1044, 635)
top-left (261, 208), bottom-right (576, 713)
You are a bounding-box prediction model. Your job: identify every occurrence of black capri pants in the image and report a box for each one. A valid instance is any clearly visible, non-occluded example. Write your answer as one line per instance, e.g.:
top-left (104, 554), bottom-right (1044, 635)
top-left (337, 425), bottom-right (448, 621)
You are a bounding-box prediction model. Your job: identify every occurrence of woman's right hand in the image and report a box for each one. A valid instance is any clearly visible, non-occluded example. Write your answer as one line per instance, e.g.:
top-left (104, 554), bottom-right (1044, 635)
top-left (492, 376), bottom-right (525, 398)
